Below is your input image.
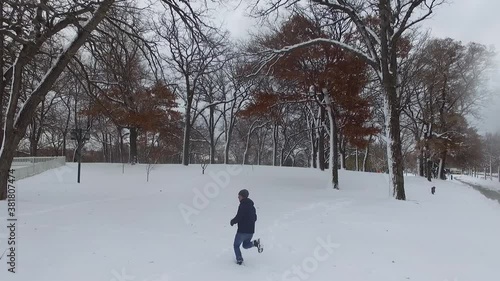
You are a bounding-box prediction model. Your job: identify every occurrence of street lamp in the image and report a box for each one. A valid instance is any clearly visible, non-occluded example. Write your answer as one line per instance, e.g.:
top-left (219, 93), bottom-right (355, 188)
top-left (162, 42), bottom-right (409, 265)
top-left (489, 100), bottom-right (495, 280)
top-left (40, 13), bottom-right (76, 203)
top-left (70, 128), bottom-right (90, 183)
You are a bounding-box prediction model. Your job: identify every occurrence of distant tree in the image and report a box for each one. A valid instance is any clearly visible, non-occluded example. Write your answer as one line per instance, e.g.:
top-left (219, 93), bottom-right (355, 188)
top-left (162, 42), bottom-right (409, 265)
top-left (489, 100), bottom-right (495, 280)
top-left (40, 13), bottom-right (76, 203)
top-left (85, 82), bottom-right (179, 163)
top-left (403, 38), bottom-right (494, 180)
top-left (482, 133), bottom-right (500, 180)
top-left (221, 60), bottom-right (255, 164)
top-left (238, 91), bottom-right (284, 166)
top-left (156, 13), bottom-right (229, 166)
top-left (86, 15), bottom-right (150, 163)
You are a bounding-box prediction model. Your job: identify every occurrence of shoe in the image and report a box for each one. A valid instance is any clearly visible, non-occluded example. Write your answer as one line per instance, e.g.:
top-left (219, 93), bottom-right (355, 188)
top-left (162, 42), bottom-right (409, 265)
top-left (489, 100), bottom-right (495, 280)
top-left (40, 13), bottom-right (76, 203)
top-left (253, 238), bottom-right (260, 247)
top-left (254, 238), bottom-right (263, 253)
top-left (236, 259), bottom-right (243, 265)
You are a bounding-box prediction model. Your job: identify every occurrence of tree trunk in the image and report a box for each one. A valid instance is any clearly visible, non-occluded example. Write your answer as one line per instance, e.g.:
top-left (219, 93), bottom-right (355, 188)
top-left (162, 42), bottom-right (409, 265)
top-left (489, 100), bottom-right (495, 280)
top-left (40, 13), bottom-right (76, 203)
top-left (129, 127), bottom-right (138, 164)
top-left (423, 124), bottom-right (432, 181)
top-left (0, 47), bottom-right (28, 200)
top-left (30, 142), bottom-right (38, 157)
top-left (385, 93), bottom-right (406, 200)
top-left (209, 104), bottom-right (215, 164)
top-left (438, 150), bottom-right (447, 180)
top-left (109, 134), bottom-right (114, 163)
top-left (257, 129), bottom-right (266, 165)
top-left (29, 116), bottom-right (43, 157)
top-left (0, 134), bottom-right (18, 200)
top-left (272, 123), bottom-right (278, 166)
top-left (62, 97), bottom-right (71, 159)
top-left (210, 141), bottom-right (216, 164)
top-left (307, 110), bottom-right (317, 168)
top-left (224, 120), bottom-right (233, 164)
top-left (379, 0), bottom-right (406, 200)
top-left (318, 104), bottom-right (326, 170)
top-left (280, 143), bottom-right (285, 166)
top-left (62, 135), bottom-right (66, 158)
top-left (355, 148), bottom-right (359, 171)
top-left (426, 156), bottom-right (432, 181)
top-left (243, 132), bottom-right (251, 165)
top-left (102, 132), bottom-right (108, 162)
top-left (182, 92), bottom-right (193, 166)
top-left (438, 157), bottom-right (444, 180)
top-left (418, 148), bottom-right (424, 177)
top-left (29, 121), bottom-right (39, 157)
top-left (311, 139), bottom-right (317, 169)
top-left (489, 156), bottom-right (492, 180)
top-left (339, 135), bottom-right (346, 169)
top-left (340, 146), bottom-right (346, 169)
top-left (256, 144), bottom-right (261, 165)
top-left (118, 126), bottom-right (125, 163)
top-left (363, 139), bottom-right (370, 172)
top-left (324, 93), bottom-right (339, 189)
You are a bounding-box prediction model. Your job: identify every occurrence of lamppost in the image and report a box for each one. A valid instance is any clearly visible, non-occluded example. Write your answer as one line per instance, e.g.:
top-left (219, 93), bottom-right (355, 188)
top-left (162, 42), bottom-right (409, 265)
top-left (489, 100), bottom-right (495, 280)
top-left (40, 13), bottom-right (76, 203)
top-left (70, 128), bottom-right (90, 183)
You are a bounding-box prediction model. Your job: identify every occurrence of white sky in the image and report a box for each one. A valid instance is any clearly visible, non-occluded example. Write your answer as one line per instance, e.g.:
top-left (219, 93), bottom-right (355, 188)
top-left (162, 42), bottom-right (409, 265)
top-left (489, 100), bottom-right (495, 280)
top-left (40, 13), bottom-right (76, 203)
top-left (420, 0), bottom-right (500, 134)
top-left (217, 0), bottom-right (500, 134)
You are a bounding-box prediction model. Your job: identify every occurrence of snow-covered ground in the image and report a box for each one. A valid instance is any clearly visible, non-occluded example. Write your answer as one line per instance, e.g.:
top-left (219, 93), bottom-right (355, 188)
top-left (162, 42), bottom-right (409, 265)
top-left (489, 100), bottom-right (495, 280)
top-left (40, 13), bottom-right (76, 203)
top-left (1, 163), bottom-right (499, 281)
top-left (454, 174), bottom-right (500, 192)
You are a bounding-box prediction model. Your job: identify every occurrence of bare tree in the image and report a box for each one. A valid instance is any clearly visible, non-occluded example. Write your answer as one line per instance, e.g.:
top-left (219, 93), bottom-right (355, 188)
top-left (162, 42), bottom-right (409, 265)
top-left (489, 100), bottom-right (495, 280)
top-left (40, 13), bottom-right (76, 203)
top-left (0, 0), bottom-right (218, 200)
top-left (191, 66), bottom-right (242, 164)
top-left (0, 0), bottom-right (116, 200)
top-left (401, 37), bottom-right (494, 180)
top-left (156, 14), bottom-right (228, 165)
top-left (222, 60), bottom-right (255, 164)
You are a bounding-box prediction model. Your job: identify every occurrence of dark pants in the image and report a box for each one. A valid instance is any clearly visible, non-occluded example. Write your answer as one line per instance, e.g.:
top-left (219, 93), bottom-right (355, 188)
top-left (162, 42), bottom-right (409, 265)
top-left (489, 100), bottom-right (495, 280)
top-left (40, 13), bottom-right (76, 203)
top-left (233, 232), bottom-right (254, 261)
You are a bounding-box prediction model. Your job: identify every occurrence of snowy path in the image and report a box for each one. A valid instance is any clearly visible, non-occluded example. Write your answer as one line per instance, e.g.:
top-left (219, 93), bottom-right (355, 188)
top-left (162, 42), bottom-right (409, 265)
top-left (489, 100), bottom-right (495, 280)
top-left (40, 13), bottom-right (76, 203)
top-left (455, 179), bottom-right (500, 204)
top-left (454, 176), bottom-right (500, 204)
top-left (0, 164), bottom-right (499, 281)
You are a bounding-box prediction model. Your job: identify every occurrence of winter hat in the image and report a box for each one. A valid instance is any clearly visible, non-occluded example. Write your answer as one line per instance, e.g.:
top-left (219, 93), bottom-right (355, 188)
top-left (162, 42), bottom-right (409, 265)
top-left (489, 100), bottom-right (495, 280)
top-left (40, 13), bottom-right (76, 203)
top-left (238, 189), bottom-right (249, 198)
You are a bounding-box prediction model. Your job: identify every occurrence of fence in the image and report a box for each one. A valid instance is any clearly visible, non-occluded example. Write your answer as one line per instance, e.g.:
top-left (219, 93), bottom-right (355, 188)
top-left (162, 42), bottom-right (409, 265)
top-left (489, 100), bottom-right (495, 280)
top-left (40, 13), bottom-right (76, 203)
top-left (11, 156), bottom-right (66, 180)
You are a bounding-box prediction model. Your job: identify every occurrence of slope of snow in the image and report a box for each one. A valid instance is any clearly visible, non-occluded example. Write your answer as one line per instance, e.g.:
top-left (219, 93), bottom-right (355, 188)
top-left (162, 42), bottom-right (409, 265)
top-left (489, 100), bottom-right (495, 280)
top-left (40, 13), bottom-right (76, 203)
top-left (0, 164), bottom-right (499, 281)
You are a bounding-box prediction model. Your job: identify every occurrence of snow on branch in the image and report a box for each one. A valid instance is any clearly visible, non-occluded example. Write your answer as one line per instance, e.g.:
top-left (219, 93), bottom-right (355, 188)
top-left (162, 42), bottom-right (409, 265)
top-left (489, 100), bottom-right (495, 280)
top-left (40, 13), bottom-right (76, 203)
top-left (14, 0), bottom-right (116, 130)
top-left (311, 0), bottom-right (380, 67)
top-left (431, 130), bottom-right (465, 141)
top-left (252, 37), bottom-right (378, 76)
top-left (365, 26), bottom-right (381, 46)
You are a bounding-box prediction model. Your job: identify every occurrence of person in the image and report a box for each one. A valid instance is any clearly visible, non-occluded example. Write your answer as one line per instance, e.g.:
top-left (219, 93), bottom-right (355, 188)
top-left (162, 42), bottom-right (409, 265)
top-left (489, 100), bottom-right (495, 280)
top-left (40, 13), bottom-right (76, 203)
top-left (230, 189), bottom-right (262, 264)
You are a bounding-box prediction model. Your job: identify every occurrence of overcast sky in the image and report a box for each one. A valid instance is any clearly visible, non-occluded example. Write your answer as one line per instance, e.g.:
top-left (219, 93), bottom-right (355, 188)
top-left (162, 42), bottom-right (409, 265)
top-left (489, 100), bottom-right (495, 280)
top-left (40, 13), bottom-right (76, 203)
top-left (217, 0), bottom-right (500, 134)
top-left (420, 0), bottom-right (500, 134)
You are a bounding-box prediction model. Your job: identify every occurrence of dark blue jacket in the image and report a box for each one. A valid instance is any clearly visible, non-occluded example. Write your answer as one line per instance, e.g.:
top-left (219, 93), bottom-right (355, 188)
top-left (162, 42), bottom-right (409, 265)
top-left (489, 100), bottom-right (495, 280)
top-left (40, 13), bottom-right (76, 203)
top-left (230, 198), bottom-right (257, 234)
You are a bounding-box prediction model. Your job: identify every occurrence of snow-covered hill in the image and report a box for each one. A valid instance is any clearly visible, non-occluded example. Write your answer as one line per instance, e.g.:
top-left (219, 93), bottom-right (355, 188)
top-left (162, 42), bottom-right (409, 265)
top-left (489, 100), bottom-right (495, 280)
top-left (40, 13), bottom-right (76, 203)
top-left (0, 163), bottom-right (499, 281)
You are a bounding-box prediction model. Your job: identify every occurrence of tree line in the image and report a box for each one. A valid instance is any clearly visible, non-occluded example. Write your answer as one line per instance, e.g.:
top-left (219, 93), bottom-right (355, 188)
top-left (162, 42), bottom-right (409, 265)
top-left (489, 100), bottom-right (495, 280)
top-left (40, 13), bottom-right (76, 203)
top-left (1, 0), bottom-right (498, 200)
